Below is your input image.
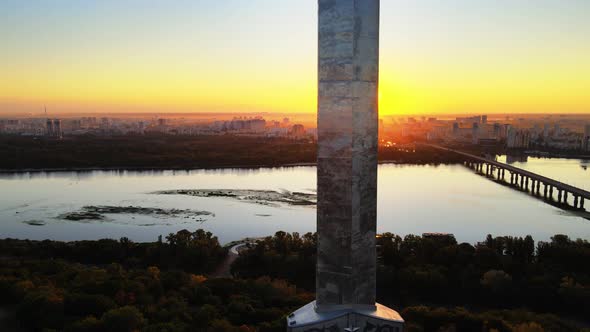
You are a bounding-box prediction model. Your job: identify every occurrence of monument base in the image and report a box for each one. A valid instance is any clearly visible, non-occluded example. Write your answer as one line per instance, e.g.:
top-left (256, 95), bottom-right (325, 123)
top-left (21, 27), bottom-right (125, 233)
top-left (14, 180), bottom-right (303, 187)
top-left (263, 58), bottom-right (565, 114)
top-left (287, 301), bottom-right (404, 331)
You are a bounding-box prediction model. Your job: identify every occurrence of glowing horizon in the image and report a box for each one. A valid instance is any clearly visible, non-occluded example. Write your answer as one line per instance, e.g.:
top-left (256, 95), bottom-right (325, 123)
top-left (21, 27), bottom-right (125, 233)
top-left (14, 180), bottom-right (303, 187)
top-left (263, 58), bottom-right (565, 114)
top-left (1, 0), bottom-right (589, 116)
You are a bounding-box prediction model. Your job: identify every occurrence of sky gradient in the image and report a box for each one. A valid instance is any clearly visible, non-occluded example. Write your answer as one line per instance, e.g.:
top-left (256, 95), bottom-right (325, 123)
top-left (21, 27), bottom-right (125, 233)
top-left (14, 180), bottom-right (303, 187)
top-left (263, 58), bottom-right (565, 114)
top-left (1, 0), bottom-right (589, 115)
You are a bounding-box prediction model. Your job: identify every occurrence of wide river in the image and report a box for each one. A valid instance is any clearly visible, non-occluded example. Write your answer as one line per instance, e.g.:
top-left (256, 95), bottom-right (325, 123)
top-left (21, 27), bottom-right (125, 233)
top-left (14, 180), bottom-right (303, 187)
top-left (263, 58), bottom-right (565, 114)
top-left (1, 160), bottom-right (589, 245)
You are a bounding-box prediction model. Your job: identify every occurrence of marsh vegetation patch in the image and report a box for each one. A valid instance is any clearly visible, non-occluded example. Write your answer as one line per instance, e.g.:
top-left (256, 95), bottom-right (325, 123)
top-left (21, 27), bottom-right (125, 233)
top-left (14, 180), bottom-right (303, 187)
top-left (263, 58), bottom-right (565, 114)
top-left (153, 189), bottom-right (317, 207)
top-left (58, 205), bottom-right (215, 222)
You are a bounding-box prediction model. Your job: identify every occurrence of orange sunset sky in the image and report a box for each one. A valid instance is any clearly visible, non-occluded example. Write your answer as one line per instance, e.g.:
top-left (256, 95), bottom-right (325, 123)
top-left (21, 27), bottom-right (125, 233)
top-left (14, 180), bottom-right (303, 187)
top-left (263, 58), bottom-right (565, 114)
top-left (1, 0), bottom-right (589, 116)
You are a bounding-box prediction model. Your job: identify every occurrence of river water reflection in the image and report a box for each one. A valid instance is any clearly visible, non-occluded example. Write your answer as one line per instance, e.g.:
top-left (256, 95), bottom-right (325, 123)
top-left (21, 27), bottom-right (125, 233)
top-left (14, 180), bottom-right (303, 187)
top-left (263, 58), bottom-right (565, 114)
top-left (1, 164), bottom-right (589, 244)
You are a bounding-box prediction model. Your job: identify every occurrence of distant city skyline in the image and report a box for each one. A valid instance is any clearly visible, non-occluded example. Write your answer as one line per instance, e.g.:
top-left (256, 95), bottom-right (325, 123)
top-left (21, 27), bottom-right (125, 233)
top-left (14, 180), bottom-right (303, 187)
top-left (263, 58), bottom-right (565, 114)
top-left (1, 0), bottom-right (589, 115)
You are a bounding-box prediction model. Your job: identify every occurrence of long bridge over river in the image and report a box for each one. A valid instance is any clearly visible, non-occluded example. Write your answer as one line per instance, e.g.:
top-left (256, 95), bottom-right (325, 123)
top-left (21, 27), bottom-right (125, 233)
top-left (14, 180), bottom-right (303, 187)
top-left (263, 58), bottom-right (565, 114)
top-left (423, 144), bottom-right (590, 211)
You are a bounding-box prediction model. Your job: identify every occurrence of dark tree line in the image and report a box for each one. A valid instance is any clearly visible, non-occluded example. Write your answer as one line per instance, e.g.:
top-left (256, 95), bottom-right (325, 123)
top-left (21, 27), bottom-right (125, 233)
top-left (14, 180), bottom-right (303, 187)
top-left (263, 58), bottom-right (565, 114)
top-left (2, 230), bottom-right (589, 331)
top-left (0, 229), bottom-right (311, 331)
top-left (0, 261), bottom-right (310, 331)
top-left (0, 229), bottom-right (226, 274)
top-left (232, 232), bottom-right (590, 331)
top-left (0, 135), bottom-right (316, 170)
top-left (0, 135), bottom-right (464, 171)
top-left (231, 231), bottom-right (317, 290)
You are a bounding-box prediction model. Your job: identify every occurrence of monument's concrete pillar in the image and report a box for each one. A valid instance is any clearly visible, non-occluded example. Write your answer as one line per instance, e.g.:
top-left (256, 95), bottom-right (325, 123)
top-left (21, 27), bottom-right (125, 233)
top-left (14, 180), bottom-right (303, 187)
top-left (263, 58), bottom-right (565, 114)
top-left (287, 0), bottom-right (404, 330)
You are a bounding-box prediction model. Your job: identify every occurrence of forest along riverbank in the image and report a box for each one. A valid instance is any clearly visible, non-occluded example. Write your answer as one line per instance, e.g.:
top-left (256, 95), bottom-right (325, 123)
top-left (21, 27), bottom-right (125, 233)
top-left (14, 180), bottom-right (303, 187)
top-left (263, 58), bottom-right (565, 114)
top-left (0, 135), bottom-right (464, 171)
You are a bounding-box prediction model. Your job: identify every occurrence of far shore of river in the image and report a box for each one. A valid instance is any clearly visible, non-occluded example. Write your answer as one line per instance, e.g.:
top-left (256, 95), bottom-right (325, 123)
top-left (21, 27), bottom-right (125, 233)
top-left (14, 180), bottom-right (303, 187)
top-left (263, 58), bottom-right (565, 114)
top-left (0, 160), bottom-right (457, 174)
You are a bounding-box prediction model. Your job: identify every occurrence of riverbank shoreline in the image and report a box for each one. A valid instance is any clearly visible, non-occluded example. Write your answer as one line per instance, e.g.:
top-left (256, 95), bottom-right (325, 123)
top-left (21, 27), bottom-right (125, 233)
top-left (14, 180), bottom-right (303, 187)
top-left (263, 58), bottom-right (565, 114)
top-left (0, 160), bottom-right (459, 174)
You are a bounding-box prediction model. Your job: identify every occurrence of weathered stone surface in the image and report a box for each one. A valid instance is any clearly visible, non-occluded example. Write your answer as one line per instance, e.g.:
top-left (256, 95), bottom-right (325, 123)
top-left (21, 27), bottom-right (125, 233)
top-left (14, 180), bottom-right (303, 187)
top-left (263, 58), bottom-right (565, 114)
top-left (316, 0), bottom-right (380, 310)
top-left (319, 58), bottom-right (354, 81)
top-left (289, 0), bottom-right (404, 329)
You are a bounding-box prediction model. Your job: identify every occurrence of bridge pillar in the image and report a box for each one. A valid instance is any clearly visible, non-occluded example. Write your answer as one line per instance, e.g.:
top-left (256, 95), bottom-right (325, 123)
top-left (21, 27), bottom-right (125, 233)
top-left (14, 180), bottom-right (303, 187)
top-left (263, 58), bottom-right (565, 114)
top-left (581, 199), bottom-right (586, 210)
top-left (514, 173), bottom-right (517, 185)
top-left (513, 173), bottom-right (517, 185)
top-left (531, 180), bottom-right (536, 194)
top-left (525, 177), bottom-right (529, 191)
top-left (574, 196), bottom-right (579, 209)
top-left (558, 190), bottom-right (563, 203)
top-left (543, 184), bottom-right (548, 198)
top-left (550, 187), bottom-right (554, 200)
top-left (564, 192), bottom-right (568, 205)
top-left (536, 181), bottom-right (541, 194)
top-left (511, 173), bottom-right (518, 186)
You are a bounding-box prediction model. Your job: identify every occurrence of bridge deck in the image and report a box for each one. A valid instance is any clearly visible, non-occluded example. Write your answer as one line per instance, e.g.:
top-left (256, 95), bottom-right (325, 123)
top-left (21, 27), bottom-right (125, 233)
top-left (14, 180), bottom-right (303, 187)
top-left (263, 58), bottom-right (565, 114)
top-left (423, 144), bottom-right (590, 199)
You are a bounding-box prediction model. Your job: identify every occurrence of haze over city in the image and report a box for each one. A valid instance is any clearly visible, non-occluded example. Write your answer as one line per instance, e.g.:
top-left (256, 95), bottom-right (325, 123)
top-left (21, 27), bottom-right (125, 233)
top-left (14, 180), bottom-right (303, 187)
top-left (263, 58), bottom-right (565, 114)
top-left (2, 0), bottom-right (590, 115)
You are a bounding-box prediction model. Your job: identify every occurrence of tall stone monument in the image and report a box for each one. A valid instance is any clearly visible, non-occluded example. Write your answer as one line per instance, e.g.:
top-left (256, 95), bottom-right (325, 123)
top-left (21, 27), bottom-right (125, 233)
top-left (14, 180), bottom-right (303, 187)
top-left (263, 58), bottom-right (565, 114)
top-left (287, 0), bottom-right (404, 331)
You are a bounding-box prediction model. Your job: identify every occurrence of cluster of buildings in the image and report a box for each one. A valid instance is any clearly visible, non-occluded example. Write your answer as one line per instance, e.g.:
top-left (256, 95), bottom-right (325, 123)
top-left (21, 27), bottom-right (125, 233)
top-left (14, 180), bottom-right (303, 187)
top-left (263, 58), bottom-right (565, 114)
top-left (148, 116), bottom-right (315, 139)
top-left (427, 115), bottom-right (590, 151)
top-left (381, 115), bottom-right (590, 152)
top-left (45, 119), bottom-right (63, 139)
top-left (0, 115), bottom-right (317, 140)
